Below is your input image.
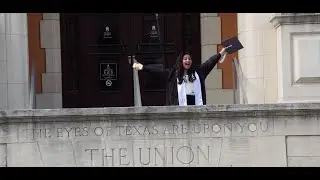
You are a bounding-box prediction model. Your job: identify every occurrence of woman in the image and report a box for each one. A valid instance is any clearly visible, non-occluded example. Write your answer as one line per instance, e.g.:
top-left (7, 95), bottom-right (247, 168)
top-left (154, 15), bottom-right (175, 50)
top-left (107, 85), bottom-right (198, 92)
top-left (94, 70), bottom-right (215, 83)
top-left (133, 48), bottom-right (228, 106)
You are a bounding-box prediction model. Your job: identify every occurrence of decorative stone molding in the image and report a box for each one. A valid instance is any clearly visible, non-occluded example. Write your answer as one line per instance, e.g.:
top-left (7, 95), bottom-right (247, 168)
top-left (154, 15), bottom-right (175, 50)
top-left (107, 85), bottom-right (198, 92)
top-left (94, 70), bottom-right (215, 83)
top-left (271, 13), bottom-right (320, 103)
top-left (270, 13), bottom-right (320, 28)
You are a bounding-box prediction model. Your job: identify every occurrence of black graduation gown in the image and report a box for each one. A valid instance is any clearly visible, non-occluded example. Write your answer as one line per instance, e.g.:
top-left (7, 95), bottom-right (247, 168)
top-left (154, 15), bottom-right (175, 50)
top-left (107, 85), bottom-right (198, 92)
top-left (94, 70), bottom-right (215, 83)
top-left (142, 53), bottom-right (222, 106)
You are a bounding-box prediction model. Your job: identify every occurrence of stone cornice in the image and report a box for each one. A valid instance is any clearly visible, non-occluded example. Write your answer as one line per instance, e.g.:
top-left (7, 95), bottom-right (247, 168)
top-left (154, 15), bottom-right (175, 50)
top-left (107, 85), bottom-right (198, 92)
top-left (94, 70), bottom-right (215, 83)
top-left (270, 13), bottom-right (320, 28)
top-left (1, 103), bottom-right (320, 122)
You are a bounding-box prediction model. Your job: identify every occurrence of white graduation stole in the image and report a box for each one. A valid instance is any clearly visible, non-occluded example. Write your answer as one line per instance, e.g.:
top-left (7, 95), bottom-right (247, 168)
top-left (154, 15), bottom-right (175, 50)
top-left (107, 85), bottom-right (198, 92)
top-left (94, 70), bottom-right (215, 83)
top-left (177, 72), bottom-right (203, 106)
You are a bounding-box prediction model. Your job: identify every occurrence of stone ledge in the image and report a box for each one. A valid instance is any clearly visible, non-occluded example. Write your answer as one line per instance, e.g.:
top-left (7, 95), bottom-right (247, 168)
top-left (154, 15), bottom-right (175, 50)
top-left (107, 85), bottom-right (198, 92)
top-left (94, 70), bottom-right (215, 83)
top-left (1, 103), bottom-right (320, 122)
top-left (270, 13), bottom-right (320, 28)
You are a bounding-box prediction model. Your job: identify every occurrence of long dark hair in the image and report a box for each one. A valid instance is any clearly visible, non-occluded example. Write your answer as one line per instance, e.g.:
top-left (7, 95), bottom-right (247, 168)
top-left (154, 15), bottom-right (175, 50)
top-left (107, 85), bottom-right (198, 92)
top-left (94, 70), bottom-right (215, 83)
top-left (175, 52), bottom-right (196, 85)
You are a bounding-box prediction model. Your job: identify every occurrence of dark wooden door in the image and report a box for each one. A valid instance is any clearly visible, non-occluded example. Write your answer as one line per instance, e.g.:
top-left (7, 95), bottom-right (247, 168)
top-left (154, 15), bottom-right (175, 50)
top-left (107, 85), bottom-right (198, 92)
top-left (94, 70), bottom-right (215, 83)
top-left (61, 13), bottom-right (133, 108)
top-left (131, 13), bottom-right (201, 106)
top-left (60, 13), bottom-right (201, 108)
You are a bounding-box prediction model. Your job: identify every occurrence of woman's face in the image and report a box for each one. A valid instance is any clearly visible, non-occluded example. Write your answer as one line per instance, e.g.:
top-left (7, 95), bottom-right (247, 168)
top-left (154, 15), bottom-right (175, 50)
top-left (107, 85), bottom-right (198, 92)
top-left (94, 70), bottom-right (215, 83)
top-left (182, 54), bottom-right (192, 70)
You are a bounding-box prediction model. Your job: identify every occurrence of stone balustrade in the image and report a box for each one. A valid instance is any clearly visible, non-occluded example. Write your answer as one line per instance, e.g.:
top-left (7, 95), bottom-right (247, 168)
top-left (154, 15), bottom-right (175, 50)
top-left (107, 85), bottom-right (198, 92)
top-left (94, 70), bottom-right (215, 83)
top-left (1, 103), bottom-right (320, 167)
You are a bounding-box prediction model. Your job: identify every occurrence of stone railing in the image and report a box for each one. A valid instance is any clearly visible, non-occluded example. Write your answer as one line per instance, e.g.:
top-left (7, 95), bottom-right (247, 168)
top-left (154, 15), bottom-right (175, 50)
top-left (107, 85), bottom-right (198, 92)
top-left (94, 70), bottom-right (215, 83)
top-left (1, 103), bottom-right (320, 167)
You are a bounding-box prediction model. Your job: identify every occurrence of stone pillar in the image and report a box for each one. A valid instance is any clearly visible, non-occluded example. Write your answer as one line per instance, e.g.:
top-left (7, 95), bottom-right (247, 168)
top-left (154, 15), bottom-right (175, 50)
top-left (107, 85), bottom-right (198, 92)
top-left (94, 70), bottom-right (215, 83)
top-left (200, 13), bottom-right (234, 104)
top-left (0, 13), bottom-right (30, 110)
top-left (36, 13), bottom-right (62, 109)
top-left (237, 13), bottom-right (277, 104)
top-left (270, 13), bottom-right (320, 103)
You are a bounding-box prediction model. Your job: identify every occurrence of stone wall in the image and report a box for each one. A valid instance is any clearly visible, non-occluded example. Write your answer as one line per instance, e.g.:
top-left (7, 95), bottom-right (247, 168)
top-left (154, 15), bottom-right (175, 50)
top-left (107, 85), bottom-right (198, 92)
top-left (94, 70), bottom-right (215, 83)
top-left (0, 103), bottom-right (320, 167)
top-left (270, 13), bottom-right (320, 103)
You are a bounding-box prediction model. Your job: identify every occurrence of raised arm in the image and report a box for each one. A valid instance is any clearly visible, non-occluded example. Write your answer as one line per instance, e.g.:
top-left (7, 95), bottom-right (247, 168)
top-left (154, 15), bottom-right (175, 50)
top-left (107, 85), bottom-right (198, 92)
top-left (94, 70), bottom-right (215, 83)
top-left (142, 64), bottom-right (169, 74)
top-left (132, 62), bottom-right (170, 75)
top-left (199, 47), bottom-right (227, 79)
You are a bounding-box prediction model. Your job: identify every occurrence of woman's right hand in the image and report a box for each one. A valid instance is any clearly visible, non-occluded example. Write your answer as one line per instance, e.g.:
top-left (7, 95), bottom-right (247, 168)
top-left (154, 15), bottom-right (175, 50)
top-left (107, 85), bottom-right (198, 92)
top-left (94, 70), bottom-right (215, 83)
top-left (132, 62), bottom-right (143, 71)
top-left (219, 47), bottom-right (228, 56)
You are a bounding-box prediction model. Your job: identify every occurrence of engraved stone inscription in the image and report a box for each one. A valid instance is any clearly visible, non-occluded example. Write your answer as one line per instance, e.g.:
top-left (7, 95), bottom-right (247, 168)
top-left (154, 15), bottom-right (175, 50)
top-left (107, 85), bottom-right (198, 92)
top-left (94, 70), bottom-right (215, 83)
top-left (20, 120), bottom-right (271, 140)
top-left (6, 119), bottom-right (276, 167)
top-left (84, 145), bottom-right (210, 167)
top-left (1, 103), bottom-right (316, 167)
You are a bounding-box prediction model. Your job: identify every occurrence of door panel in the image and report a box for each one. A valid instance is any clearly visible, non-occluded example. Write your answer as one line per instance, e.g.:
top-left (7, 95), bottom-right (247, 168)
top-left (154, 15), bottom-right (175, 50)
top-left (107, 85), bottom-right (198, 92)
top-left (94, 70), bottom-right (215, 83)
top-left (61, 13), bottom-right (133, 108)
top-left (130, 13), bottom-right (183, 106)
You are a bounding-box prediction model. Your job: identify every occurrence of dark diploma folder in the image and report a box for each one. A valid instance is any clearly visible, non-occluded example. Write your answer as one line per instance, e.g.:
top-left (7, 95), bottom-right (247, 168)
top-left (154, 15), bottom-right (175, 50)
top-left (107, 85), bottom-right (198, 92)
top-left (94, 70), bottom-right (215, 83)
top-left (221, 36), bottom-right (244, 54)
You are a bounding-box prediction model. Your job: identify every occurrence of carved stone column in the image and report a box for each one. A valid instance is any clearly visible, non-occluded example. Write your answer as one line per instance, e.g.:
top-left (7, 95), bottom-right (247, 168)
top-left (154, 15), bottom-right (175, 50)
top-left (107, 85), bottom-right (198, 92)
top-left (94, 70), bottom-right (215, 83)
top-left (237, 13), bottom-right (277, 104)
top-left (0, 13), bottom-right (30, 109)
top-left (270, 13), bottom-right (320, 103)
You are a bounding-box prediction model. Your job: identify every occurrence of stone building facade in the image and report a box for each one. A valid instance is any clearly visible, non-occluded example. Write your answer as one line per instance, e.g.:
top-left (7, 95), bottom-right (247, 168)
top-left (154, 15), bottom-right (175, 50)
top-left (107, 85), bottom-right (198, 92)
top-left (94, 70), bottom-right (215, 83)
top-left (0, 13), bottom-right (318, 110)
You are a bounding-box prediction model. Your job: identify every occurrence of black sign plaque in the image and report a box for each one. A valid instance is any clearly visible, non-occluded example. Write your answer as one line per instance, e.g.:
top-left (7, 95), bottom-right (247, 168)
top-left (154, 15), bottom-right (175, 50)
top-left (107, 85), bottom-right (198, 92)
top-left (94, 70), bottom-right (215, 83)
top-left (99, 63), bottom-right (119, 90)
top-left (100, 63), bottom-right (117, 81)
